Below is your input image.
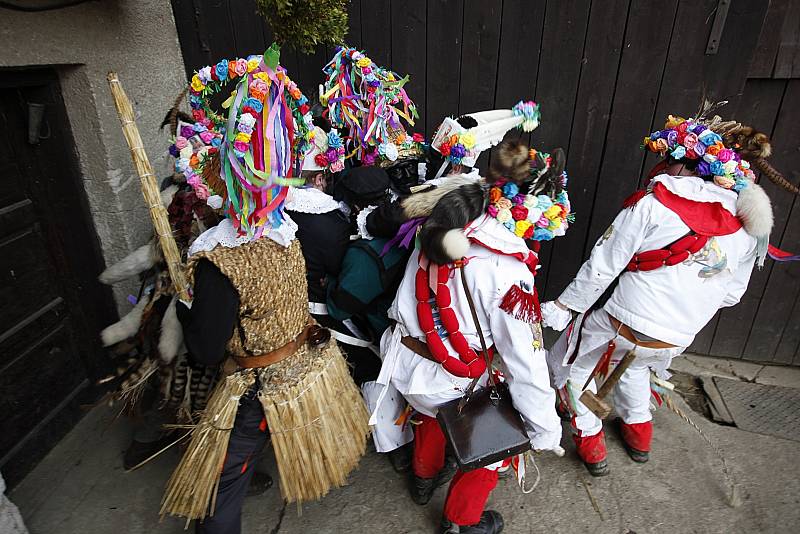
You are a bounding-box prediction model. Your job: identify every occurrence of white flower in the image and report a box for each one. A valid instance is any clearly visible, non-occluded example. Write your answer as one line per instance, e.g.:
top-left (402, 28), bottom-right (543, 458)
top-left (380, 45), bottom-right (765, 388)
top-left (703, 153), bottom-right (717, 163)
top-left (206, 195), bottom-right (223, 209)
top-left (523, 194), bottom-right (538, 209)
top-left (238, 113), bottom-right (256, 128)
top-left (496, 208), bottom-right (513, 223)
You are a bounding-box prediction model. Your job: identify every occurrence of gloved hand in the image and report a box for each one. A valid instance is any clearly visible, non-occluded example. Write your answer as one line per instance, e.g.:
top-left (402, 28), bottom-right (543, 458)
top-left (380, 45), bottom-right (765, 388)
top-left (540, 300), bottom-right (573, 331)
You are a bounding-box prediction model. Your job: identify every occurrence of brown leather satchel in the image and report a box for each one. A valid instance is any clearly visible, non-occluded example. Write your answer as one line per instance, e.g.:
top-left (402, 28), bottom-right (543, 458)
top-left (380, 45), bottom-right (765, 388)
top-left (436, 265), bottom-right (531, 471)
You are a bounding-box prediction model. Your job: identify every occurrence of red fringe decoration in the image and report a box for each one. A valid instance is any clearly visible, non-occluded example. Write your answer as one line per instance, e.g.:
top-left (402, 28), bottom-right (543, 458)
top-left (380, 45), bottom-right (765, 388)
top-left (499, 284), bottom-right (541, 324)
top-left (622, 189), bottom-right (648, 209)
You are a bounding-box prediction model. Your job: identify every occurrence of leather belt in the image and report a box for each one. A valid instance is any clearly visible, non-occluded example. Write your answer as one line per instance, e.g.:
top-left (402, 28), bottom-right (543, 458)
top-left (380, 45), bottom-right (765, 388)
top-left (401, 335), bottom-right (437, 363)
top-left (609, 316), bottom-right (676, 349)
top-left (232, 324), bottom-right (317, 369)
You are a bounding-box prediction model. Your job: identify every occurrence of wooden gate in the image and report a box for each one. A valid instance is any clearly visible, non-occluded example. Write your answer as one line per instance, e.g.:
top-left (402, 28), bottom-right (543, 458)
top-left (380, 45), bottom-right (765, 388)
top-left (171, 0), bottom-right (800, 365)
top-left (0, 69), bottom-right (116, 486)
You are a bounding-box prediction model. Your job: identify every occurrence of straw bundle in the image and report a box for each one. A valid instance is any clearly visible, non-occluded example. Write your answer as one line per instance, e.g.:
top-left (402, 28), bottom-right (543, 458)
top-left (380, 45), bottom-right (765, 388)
top-left (259, 341), bottom-right (370, 504)
top-left (107, 72), bottom-right (190, 301)
top-left (160, 371), bottom-right (255, 524)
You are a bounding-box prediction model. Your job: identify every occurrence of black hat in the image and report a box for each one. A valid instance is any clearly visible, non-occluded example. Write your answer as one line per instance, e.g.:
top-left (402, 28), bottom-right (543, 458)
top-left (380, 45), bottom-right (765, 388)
top-left (334, 165), bottom-right (391, 206)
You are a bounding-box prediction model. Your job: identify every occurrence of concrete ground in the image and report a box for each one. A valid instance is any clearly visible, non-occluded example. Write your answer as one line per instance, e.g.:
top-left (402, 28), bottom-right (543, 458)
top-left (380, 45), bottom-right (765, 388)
top-left (10, 354), bottom-right (800, 534)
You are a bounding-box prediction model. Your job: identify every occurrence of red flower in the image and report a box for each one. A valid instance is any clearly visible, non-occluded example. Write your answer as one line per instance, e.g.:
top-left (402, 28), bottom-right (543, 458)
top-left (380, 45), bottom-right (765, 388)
top-left (192, 109), bottom-right (206, 121)
top-left (314, 154), bottom-right (329, 167)
top-left (412, 133), bottom-right (425, 143)
top-left (241, 106), bottom-right (256, 116)
top-left (299, 104), bottom-right (310, 115)
top-left (209, 147), bottom-right (218, 155)
top-left (440, 141), bottom-right (452, 156)
top-left (523, 225), bottom-right (535, 239)
top-left (676, 131), bottom-right (687, 144)
top-left (685, 148), bottom-right (698, 160)
top-left (511, 205), bottom-right (528, 221)
top-left (676, 122), bottom-right (689, 134)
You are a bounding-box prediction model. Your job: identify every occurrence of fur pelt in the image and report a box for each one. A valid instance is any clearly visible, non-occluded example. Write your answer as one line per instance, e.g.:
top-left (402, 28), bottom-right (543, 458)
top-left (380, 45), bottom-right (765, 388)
top-left (99, 242), bottom-right (159, 284)
top-left (100, 294), bottom-right (151, 347)
top-left (736, 183), bottom-right (773, 238)
top-left (401, 176), bottom-right (479, 219)
top-left (489, 141), bottom-right (530, 183)
top-left (419, 182), bottom-right (486, 264)
top-left (158, 296), bottom-right (184, 365)
top-left (160, 184), bottom-right (179, 208)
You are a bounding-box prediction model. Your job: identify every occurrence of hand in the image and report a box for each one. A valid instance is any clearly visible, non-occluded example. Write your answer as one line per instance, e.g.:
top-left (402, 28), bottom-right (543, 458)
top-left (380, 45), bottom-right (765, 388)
top-left (541, 300), bottom-right (572, 331)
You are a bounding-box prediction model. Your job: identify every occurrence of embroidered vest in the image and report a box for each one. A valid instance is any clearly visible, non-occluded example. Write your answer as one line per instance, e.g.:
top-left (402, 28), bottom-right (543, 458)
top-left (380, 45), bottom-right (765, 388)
top-left (191, 238), bottom-right (309, 360)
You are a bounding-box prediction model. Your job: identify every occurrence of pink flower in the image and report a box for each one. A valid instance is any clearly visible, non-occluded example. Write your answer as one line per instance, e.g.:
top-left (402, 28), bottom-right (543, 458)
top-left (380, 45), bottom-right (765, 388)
top-left (250, 78), bottom-right (269, 95)
top-left (487, 205), bottom-right (499, 217)
top-left (537, 215), bottom-right (550, 227)
top-left (683, 132), bottom-right (698, 151)
top-left (199, 131), bottom-right (215, 144)
top-left (175, 136), bottom-right (189, 150)
top-left (412, 133), bottom-right (425, 143)
top-left (234, 140), bottom-right (249, 153)
top-left (233, 58), bottom-right (248, 77)
top-left (718, 149), bottom-right (734, 163)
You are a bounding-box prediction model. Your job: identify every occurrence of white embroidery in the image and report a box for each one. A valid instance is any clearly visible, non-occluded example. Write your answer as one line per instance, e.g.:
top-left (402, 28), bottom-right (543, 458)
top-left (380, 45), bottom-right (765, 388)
top-left (356, 205), bottom-right (377, 240)
top-left (285, 186), bottom-right (341, 214)
top-left (189, 216), bottom-right (298, 256)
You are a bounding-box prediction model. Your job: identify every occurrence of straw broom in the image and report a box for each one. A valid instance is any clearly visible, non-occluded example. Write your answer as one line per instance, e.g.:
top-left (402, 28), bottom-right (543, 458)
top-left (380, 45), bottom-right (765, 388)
top-left (106, 72), bottom-right (189, 301)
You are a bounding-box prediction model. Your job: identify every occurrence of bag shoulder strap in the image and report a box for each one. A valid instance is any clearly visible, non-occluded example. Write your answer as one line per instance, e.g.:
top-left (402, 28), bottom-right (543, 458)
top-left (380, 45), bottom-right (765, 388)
top-left (457, 263), bottom-right (496, 410)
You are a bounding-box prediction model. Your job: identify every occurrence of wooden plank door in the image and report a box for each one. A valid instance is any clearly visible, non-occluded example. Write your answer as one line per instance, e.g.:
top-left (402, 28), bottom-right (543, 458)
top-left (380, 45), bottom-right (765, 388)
top-left (0, 70), bottom-right (116, 487)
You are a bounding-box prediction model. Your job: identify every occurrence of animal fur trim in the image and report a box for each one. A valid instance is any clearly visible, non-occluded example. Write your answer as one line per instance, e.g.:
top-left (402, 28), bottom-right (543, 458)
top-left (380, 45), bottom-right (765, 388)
top-left (158, 296), bottom-right (184, 365)
top-left (100, 294), bottom-right (151, 347)
top-left (736, 183), bottom-right (773, 238)
top-left (401, 176), bottom-right (480, 219)
top-left (419, 182), bottom-right (487, 264)
top-left (440, 229), bottom-right (470, 261)
top-left (490, 141), bottom-right (530, 183)
top-left (160, 184), bottom-right (179, 208)
top-left (99, 242), bottom-right (159, 284)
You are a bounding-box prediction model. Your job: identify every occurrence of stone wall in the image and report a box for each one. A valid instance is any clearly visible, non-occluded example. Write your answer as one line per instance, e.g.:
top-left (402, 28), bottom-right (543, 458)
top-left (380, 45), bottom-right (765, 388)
top-left (0, 0), bottom-right (187, 311)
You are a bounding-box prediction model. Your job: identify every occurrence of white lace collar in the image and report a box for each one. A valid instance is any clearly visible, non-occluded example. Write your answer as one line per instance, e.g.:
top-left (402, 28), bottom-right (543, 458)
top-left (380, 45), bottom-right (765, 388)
top-left (188, 215), bottom-right (298, 256)
top-left (652, 174), bottom-right (738, 214)
top-left (285, 186), bottom-right (341, 214)
top-left (355, 205), bottom-right (377, 240)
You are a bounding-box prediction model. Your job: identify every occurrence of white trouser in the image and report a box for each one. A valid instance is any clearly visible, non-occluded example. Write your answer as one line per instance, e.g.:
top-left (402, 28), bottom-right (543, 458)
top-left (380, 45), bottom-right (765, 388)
top-left (557, 309), bottom-right (684, 437)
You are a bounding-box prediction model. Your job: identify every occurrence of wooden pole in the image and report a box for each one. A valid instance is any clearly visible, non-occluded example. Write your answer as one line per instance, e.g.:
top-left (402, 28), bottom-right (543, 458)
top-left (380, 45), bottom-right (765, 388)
top-left (106, 72), bottom-right (190, 301)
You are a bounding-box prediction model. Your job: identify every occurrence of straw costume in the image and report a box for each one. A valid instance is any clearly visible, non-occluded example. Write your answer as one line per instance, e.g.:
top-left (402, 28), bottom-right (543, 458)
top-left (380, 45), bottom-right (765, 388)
top-left (371, 103), bottom-right (569, 534)
top-left (542, 106), bottom-right (798, 477)
top-left (160, 48), bottom-right (369, 533)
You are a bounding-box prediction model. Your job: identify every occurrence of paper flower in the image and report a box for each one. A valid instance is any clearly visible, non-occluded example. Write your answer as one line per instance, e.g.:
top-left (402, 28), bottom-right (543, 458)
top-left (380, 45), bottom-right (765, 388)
top-left (513, 100), bottom-right (541, 132)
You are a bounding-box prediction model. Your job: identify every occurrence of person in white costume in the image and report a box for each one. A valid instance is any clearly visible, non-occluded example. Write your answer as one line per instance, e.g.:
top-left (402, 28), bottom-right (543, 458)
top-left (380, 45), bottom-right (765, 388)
top-left (371, 101), bottom-right (570, 534)
top-left (541, 111), bottom-right (797, 477)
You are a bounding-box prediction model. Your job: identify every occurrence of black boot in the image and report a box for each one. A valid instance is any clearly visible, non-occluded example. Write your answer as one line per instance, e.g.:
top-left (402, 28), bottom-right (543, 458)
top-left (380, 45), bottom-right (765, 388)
top-left (387, 443), bottom-right (412, 473)
top-left (623, 444), bottom-right (650, 463)
top-left (410, 455), bottom-right (458, 505)
top-left (584, 459), bottom-right (610, 477)
top-left (440, 510), bottom-right (504, 534)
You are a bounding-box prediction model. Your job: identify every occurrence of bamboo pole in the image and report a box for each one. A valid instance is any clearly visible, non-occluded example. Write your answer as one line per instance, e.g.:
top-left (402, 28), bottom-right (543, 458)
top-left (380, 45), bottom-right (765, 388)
top-left (106, 72), bottom-right (190, 301)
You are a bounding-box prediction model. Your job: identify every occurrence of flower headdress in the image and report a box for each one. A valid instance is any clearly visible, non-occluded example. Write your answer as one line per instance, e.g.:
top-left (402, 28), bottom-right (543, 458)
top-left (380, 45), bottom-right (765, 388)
top-left (302, 126), bottom-right (346, 173)
top-left (320, 46), bottom-right (419, 165)
top-left (486, 144), bottom-right (572, 241)
top-left (643, 116), bottom-right (755, 193)
top-left (186, 44), bottom-right (312, 238)
top-left (430, 100), bottom-right (541, 179)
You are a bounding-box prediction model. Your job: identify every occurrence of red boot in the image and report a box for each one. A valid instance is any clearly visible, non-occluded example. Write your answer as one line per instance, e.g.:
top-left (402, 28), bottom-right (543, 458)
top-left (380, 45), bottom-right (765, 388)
top-left (621, 420), bottom-right (652, 463)
top-left (573, 430), bottom-right (609, 477)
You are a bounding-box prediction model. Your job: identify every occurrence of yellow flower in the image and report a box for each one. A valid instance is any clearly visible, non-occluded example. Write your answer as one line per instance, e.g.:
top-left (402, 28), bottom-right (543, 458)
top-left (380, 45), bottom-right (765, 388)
top-left (514, 220), bottom-right (532, 238)
top-left (356, 57), bottom-right (372, 68)
top-left (549, 217), bottom-right (562, 229)
top-left (544, 205), bottom-right (561, 219)
top-left (191, 74), bottom-right (205, 92)
top-left (247, 58), bottom-right (259, 72)
top-left (665, 115), bottom-right (685, 129)
top-left (387, 73), bottom-right (396, 81)
top-left (460, 132), bottom-right (476, 149)
top-left (253, 72), bottom-right (270, 84)
top-left (235, 132), bottom-right (251, 144)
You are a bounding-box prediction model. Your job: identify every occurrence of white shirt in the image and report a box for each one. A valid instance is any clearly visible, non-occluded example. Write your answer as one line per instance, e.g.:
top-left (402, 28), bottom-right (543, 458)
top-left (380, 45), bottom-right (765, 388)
top-left (381, 214), bottom-right (562, 450)
top-left (558, 175), bottom-right (757, 347)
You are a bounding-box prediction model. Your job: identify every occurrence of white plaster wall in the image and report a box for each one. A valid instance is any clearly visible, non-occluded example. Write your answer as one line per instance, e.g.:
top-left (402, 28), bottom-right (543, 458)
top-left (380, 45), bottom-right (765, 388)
top-left (0, 0), bottom-right (187, 311)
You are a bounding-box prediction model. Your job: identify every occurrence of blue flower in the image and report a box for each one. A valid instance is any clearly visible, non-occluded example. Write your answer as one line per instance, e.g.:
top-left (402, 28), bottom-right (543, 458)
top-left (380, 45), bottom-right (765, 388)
top-left (533, 227), bottom-right (554, 241)
top-left (709, 160), bottom-right (724, 176)
top-left (502, 182), bottom-right (519, 198)
top-left (244, 98), bottom-right (263, 113)
top-left (691, 124), bottom-right (706, 135)
top-left (193, 123), bottom-right (207, 133)
top-left (665, 130), bottom-right (678, 146)
top-left (696, 161), bottom-right (711, 176)
top-left (215, 60), bottom-right (229, 81)
top-left (649, 131), bottom-right (661, 140)
top-left (211, 137), bottom-right (222, 147)
top-left (732, 179), bottom-right (749, 192)
top-left (504, 220), bottom-right (515, 231)
top-left (671, 145), bottom-right (686, 160)
top-left (536, 195), bottom-right (553, 210)
top-left (327, 131), bottom-right (343, 149)
top-left (699, 131), bottom-right (722, 147)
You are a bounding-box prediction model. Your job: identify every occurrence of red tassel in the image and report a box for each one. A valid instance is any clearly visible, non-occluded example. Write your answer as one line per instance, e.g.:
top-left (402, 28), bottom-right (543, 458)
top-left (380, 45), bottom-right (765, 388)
top-left (499, 284), bottom-right (541, 324)
top-left (622, 189), bottom-right (648, 209)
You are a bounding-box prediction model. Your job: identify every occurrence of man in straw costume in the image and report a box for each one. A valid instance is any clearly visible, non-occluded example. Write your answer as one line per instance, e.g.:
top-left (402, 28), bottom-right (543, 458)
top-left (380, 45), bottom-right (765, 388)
top-left (541, 106), bottom-right (798, 477)
top-left (160, 46), bottom-right (369, 534)
top-left (370, 102), bottom-right (570, 534)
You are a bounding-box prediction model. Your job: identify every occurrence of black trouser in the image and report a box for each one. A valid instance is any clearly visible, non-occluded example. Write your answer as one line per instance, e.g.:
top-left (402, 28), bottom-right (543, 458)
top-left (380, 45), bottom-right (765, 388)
top-left (196, 386), bottom-right (268, 534)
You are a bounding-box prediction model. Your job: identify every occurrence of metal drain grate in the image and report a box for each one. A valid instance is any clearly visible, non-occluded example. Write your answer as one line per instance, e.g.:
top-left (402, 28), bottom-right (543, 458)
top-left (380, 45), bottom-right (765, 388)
top-left (712, 377), bottom-right (800, 442)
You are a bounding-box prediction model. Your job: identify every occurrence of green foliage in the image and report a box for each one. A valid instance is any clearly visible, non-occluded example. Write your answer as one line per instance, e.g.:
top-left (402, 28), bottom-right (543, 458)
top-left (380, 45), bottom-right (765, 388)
top-left (256, 0), bottom-right (349, 54)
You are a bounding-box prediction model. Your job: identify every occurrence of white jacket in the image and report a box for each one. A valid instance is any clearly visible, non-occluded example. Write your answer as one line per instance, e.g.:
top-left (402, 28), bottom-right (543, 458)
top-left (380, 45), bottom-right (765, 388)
top-left (375, 214), bottom-right (562, 451)
top-left (559, 175), bottom-right (757, 347)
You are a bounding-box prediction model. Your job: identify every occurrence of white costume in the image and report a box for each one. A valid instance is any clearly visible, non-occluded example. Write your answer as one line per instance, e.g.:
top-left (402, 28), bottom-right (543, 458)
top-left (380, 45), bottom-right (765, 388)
top-left (548, 174), bottom-right (758, 436)
top-left (372, 214), bottom-right (563, 452)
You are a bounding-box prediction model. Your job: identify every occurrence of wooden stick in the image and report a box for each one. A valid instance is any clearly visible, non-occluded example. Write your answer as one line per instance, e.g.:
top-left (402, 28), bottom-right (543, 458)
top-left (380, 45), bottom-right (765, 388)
top-left (106, 72), bottom-right (190, 301)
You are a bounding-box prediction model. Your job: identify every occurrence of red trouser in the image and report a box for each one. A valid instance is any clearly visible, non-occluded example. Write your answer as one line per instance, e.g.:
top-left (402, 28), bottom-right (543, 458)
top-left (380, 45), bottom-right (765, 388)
top-left (413, 414), bottom-right (499, 526)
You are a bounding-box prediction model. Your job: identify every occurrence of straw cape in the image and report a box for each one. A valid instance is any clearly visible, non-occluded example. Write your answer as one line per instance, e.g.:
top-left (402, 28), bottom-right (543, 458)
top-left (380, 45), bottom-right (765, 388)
top-left (158, 46), bottom-right (370, 523)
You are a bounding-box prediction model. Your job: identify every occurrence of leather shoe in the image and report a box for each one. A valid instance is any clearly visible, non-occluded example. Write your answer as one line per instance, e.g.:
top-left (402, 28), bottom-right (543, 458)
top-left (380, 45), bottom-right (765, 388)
top-left (440, 510), bottom-right (504, 533)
